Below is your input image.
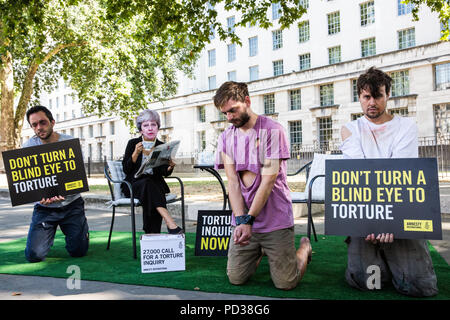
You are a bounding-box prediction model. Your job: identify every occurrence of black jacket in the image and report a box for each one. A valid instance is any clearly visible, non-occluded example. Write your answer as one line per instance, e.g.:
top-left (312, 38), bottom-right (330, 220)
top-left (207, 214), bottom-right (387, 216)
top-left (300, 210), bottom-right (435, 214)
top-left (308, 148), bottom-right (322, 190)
top-left (121, 137), bottom-right (173, 197)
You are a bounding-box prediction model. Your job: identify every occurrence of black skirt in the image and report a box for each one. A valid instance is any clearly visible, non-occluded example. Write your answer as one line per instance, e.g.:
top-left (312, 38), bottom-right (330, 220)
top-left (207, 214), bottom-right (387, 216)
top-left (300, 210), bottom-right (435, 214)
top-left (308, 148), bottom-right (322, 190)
top-left (124, 175), bottom-right (167, 233)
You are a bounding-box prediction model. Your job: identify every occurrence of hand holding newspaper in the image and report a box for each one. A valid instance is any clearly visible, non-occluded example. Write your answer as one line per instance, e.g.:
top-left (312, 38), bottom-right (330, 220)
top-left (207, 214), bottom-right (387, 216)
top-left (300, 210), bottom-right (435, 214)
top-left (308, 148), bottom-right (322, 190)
top-left (135, 140), bottom-right (180, 178)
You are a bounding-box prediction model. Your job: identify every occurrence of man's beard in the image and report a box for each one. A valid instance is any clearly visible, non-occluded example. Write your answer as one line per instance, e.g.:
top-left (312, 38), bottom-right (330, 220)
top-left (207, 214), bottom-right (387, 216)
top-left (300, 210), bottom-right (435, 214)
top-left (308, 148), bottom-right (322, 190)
top-left (39, 129), bottom-right (53, 140)
top-left (231, 112), bottom-right (250, 128)
top-left (365, 107), bottom-right (385, 119)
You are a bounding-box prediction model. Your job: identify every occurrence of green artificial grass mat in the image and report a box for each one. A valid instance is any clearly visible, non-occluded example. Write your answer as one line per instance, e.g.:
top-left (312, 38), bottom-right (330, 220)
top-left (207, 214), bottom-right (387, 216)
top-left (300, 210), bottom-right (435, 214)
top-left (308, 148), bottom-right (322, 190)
top-left (0, 231), bottom-right (448, 300)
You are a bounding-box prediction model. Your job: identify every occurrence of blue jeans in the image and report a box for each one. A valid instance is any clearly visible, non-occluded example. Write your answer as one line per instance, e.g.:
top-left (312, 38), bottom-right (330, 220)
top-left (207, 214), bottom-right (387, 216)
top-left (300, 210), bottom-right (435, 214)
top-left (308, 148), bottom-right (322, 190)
top-left (25, 197), bottom-right (89, 263)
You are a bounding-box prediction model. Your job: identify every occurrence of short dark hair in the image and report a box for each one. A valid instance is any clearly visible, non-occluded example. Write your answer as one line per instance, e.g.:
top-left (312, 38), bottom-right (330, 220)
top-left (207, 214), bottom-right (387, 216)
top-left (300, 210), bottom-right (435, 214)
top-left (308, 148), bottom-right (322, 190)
top-left (357, 67), bottom-right (392, 98)
top-left (213, 81), bottom-right (249, 109)
top-left (26, 105), bottom-right (54, 124)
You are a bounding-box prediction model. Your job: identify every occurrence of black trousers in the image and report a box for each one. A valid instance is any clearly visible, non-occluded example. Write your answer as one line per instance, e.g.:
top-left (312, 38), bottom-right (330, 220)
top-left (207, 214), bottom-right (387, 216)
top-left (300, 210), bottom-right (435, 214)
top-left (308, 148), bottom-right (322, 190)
top-left (131, 177), bottom-right (167, 233)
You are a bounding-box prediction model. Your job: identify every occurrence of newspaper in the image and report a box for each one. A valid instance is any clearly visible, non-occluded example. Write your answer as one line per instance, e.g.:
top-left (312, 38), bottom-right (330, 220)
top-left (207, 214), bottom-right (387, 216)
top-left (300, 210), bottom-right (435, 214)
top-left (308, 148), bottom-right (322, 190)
top-left (134, 140), bottom-right (180, 178)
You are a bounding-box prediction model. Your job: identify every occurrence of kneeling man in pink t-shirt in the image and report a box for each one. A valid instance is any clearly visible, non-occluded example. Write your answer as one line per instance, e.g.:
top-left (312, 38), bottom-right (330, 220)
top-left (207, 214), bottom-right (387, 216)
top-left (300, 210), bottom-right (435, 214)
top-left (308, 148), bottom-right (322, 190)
top-left (214, 81), bottom-right (312, 290)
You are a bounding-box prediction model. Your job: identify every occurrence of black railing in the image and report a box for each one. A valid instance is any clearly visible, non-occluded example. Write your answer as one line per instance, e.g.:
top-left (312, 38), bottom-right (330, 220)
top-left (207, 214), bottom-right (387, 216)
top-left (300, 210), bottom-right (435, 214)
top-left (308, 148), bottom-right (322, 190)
top-left (83, 135), bottom-right (450, 178)
top-left (288, 136), bottom-right (450, 177)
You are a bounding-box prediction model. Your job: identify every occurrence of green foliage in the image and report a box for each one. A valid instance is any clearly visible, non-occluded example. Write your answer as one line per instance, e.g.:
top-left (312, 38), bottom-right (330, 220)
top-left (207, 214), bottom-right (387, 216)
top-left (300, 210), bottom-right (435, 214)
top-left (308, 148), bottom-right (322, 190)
top-left (0, 0), bottom-right (307, 131)
top-left (403, 0), bottom-right (450, 40)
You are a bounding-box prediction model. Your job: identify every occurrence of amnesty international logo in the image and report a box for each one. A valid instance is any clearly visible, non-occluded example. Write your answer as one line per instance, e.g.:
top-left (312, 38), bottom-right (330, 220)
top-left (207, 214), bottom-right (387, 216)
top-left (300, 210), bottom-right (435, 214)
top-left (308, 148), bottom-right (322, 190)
top-left (404, 220), bottom-right (433, 232)
top-left (65, 180), bottom-right (83, 191)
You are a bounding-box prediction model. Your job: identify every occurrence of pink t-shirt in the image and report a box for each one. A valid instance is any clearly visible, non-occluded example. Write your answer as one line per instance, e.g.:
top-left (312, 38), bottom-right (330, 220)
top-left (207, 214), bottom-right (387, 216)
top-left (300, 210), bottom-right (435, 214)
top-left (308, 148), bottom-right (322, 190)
top-left (215, 115), bottom-right (293, 233)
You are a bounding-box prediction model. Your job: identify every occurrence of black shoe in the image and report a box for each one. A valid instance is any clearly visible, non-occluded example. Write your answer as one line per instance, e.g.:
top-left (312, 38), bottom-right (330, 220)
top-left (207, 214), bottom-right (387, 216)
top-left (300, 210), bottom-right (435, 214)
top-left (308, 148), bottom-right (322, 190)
top-left (168, 226), bottom-right (184, 234)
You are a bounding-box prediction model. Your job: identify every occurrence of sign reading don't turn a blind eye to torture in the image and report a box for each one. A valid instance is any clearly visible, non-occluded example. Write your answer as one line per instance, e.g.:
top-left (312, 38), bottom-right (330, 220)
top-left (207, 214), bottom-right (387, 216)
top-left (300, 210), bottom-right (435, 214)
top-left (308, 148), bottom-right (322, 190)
top-left (324, 158), bottom-right (442, 240)
top-left (2, 138), bottom-right (89, 206)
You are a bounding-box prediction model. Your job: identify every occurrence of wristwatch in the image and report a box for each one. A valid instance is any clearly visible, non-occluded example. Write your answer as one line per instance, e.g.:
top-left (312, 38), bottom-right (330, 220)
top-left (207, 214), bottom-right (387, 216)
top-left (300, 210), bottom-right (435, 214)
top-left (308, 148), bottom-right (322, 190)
top-left (235, 214), bottom-right (255, 226)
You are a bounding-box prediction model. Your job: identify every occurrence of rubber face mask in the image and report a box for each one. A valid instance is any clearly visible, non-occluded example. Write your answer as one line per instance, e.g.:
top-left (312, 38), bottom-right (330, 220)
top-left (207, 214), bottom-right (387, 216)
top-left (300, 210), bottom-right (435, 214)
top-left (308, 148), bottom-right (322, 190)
top-left (140, 120), bottom-right (158, 142)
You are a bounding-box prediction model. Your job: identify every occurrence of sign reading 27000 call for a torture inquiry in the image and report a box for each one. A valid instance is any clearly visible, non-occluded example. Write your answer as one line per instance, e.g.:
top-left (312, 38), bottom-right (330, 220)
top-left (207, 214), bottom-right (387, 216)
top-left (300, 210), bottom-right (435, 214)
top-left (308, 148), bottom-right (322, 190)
top-left (2, 138), bottom-right (89, 206)
top-left (325, 158), bottom-right (442, 240)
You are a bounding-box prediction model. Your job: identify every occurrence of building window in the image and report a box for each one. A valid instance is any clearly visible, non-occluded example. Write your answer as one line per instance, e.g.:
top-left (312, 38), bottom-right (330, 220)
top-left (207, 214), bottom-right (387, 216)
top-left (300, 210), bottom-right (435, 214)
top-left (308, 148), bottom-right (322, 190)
top-left (264, 94), bottom-right (275, 114)
top-left (298, 20), bottom-right (310, 43)
top-left (228, 70), bottom-right (236, 81)
top-left (49, 99), bottom-right (52, 109)
top-left (208, 75), bottom-right (216, 90)
top-left (249, 65), bottom-right (259, 81)
top-left (272, 2), bottom-right (281, 20)
top-left (299, 53), bottom-right (311, 70)
top-left (99, 123), bottom-right (103, 137)
top-left (434, 103), bottom-right (450, 137)
top-left (162, 111), bottom-right (172, 128)
top-left (79, 127), bottom-right (84, 139)
top-left (389, 107), bottom-right (409, 116)
top-left (249, 36), bottom-right (258, 57)
top-left (398, 0), bottom-right (414, 15)
top-left (351, 113), bottom-right (364, 121)
top-left (328, 46), bottom-right (341, 64)
top-left (109, 141), bottom-right (114, 160)
top-left (391, 70), bottom-right (410, 97)
top-left (209, 24), bottom-right (215, 40)
top-left (290, 89), bottom-right (301, 110)
top-left (320, 83), bottom-right (334, 106)
top-left (289, 121), bottom-right (302, 153)
top-left (272, 29), bottom-right (283, 50)
top-left (227, 16), bottom-right (235, 33)
top-left (227, 43), bottom-right (236, 62)
top-left (89, 125), bottom-right (94, 138)
top-left (360, 1), bottom-right (375, 26)
top-left (435, 62), bottom-right (450, 90)
top-left (198, 106), bottom-right (206, 123)
top-left (327, 11), bottom-right (340, 35)
top-left (361, 37), bottom-right (376, 57)
top-left (441, 20), bottom-right (449, 38)
top-left (110, 121), bottom-right (115, 135)
top-left (56, 96), bottom-right (60, 108)
top-left (351, 79), bottom-right (359, 102)
top-left (198, 131), bottom-right (206, 151)
top-left (273, 60), bottom-right (284, 76)
top-left (208, 49), bottom-right (216, 67)
top-left (299, 0), bottom-right (309, 9)
top-left (218, 109), bottom-right (227, 121)
top-left (398, 28), bottom-right (415, 49)
top-left (318, 117), bottom-right (333, 148)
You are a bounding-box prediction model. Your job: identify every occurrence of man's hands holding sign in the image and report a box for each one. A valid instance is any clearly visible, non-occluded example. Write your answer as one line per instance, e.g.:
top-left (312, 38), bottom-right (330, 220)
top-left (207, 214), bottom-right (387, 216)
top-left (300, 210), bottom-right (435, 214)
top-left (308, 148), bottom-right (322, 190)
top-left (40, 195), bottom-right (65, 205)
top-left (365, 233), bottom-right (394, 244)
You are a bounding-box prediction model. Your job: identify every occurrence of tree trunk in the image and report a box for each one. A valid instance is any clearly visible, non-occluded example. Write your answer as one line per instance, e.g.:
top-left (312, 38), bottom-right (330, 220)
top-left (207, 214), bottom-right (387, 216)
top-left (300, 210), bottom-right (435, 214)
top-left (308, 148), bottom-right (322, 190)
top-left (14, 62), bottom-right (39, 149)
top-left (0, 50), bottom-right (15, 152)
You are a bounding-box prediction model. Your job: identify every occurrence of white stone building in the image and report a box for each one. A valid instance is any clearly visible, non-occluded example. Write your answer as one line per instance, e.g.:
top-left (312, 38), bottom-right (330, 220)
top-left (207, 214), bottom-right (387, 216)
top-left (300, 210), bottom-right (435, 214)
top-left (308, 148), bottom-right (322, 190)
top-left (22, 0), bottom-right (450, 163)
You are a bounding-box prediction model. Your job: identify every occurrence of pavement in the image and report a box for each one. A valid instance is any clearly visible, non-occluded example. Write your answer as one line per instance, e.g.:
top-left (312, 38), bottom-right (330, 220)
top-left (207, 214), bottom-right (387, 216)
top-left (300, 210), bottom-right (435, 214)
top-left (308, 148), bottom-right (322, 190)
top-left (0, 178), bottom-right (449, 300)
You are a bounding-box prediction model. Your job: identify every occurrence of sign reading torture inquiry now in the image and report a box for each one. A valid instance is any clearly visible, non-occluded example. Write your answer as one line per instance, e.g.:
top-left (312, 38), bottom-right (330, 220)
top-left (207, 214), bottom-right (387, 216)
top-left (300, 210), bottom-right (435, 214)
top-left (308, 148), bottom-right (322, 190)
top-left (2, 138), bottom-right (89, 206)
top-left (195, 210), bottom-right (232, 256)
top-left (324, 158), bottom-right (442, 240)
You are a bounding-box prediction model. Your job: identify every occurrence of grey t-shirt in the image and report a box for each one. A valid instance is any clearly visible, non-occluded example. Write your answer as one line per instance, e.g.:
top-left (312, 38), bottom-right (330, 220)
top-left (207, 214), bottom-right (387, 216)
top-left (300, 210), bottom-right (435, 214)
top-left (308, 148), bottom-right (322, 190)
top-left (23, 133), bottom-right (81, 208)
